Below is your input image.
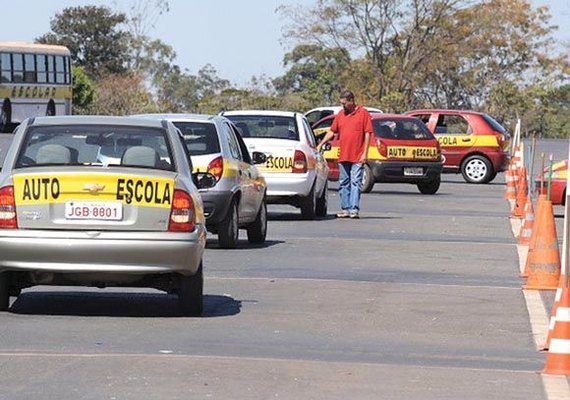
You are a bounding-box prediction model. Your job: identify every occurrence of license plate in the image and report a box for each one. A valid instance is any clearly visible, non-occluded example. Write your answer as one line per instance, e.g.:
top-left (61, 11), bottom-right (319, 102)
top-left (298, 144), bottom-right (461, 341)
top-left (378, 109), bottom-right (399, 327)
top-left (65, 201), bottom-right (123, 220)
top-left (404, 167), bottom-right (424, 176)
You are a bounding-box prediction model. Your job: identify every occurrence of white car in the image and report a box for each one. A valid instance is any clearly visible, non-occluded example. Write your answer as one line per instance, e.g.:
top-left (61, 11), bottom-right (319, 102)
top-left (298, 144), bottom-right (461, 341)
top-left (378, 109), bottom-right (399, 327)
top-left (222, 110), bottom-right (329, 219)
top-left (305, 105), bottom-right (383, 126)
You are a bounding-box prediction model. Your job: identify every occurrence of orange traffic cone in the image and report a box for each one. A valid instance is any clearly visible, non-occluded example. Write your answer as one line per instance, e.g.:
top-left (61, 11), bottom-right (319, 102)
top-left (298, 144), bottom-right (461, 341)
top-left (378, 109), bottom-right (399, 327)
top-left (542, 287), bottom-right (570, 375)
top-left (542, 286), bottom-right (563, 351)
top-left (523, 199), bottom-right (561, 290)
top-left (522, 194), bottom-right (548, 278)
top-left (511, 168), bottom-right (528, 218)
top-left (504, 168), bottom-right (518, 205)
top-left (518, 198), bottom-right (534, 244)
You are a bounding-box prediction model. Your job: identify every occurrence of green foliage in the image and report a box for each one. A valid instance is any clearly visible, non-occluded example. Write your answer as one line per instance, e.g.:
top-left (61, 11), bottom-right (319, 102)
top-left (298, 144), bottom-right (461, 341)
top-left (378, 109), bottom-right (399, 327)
top-left (71, 66), bottom-right (95, 115)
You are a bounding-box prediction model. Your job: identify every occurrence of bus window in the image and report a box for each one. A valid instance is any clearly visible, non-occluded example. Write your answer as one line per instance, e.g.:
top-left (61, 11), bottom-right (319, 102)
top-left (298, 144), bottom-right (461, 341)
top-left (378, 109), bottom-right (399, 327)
top-left (13, 53), bottom-right (23, 83)
top-left (24, 54), bottom-right (35, 82)
top-left (56, 56), bottom-right (65, 84)
top-left (0, 53), bottom-right (10, 83)
top-left (37, 54), bottom-right (47, 83)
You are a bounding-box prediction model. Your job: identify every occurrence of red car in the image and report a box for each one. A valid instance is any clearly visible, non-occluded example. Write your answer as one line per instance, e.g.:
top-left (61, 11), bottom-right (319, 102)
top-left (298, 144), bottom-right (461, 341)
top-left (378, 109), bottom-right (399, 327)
top-left (313, 114), bottom-right (443, 194)
top-left (405, 109), bottom-right (510, 183)
top-left (535, 159), bottom-right (567, 205)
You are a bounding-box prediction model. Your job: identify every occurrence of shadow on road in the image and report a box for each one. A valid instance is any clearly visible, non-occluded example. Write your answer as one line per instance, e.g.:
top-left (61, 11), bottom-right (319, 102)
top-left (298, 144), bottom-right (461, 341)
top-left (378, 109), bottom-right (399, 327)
top-left (206, 239), bottom-right (284, 250)
top-left (8, 291), bottom-right (241, 318)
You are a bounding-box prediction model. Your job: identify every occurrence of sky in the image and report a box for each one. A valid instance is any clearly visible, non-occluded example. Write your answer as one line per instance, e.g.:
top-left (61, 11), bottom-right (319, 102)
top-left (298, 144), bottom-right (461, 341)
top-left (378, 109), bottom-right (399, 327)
top-left (1, 0), bottom-right (569, 87)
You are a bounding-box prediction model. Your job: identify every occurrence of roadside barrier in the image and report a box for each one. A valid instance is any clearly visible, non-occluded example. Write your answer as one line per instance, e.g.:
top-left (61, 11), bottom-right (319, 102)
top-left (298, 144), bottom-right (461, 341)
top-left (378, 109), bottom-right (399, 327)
top-left (511, 167), bottom-right (528, 218)
top-left (518, 198), bottom-right (534, 244)
top-left (504, 168), bottom-right (518, 207)
top-left (523, 199), bottom-right (561, 290)
top-left (522, 194), bottom-right (547, 277)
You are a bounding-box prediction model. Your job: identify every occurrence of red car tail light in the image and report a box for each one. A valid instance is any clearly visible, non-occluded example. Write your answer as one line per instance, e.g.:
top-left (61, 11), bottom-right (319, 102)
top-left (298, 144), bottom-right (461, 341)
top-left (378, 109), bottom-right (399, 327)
top-left (207, 156), bottom-right (224, 181)
top-left (0, 186), bottom-right (18, 229)
top-left (376, 139), bottom-right (387, 157)
top-left (168, 190), bottom-right (195, 232)
top-left (292, 150), bottom-right (307, 173)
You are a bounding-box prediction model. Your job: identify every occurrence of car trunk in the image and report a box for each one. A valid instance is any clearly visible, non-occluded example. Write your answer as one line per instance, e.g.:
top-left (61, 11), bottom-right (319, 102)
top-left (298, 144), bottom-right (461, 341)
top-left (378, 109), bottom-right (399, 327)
top-left (244, 139), bottom-right (297, 173)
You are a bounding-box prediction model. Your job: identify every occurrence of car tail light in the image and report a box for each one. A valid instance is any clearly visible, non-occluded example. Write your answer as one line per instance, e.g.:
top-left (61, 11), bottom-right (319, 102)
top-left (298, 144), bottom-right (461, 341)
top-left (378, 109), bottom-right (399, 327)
top-left (292, 150), bottom-right (307, 173)
top-left (376, 139), bottom-right (387, 157)
top-left (0, 186), bottom-right (17, 229)
top-left (168, 190), bottom-right (195, 232)
top-left (207, 156), bottom-right (224, 181)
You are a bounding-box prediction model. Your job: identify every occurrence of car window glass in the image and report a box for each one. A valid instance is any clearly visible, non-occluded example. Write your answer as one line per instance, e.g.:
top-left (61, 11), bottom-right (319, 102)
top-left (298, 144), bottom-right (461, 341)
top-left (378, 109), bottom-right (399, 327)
top-left (373, 119), bottom-right (434, 140)
top-left (230, 124), bottom-right (252, 164)
top-left (225, 115), bottom-right (299, 141)
top-left (302, 118), bottom-right (317, 147)
top-left (15, 125), bottom-right (174, 171)
top-left (313, 118), bottom-right (333, 130)
top-left (223, 122), bottom-right (243, 160)
top-left (306, 110), bottom-right (324, 125)
top-left (437, 115), bottom-right (470, 135)
top-left (172, 121), bottom-right (220, 155)
top-left (482, 114), bottom-right (507, 133)
top-left (414, 114), bottom-right (431, 125)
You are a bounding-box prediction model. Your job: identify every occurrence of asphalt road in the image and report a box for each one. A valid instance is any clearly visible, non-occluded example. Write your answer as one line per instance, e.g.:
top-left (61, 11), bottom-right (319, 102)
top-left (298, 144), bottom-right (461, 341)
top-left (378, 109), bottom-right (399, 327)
top-left (2, 160), bottom-right (568, 399)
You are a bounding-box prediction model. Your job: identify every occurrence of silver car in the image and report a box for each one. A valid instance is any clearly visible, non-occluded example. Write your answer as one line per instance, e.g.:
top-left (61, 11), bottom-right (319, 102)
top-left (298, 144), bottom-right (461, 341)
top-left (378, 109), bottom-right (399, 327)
top-left (0, 116), bottom-right (208, 316)
top-left (135, 114), bottom-right (268, 249)
top-left (223, 110), bottom-right (329, 219)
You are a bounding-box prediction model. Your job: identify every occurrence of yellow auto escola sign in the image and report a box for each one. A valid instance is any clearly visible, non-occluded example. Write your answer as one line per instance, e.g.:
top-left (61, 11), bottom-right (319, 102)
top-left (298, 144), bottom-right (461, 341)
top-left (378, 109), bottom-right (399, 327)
top-left (13, 173), bottom-right (174, 208)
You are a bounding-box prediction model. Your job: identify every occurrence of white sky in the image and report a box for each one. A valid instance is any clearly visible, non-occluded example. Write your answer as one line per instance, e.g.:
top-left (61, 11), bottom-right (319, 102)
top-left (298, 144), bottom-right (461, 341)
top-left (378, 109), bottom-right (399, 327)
top-left (1, 0), bottom-right (568, 87)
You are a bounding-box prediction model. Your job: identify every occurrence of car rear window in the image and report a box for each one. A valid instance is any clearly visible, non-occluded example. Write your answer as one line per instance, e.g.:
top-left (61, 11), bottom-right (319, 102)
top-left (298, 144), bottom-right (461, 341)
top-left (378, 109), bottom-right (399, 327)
top-left (482, 114), bottom-right (507, 133)
top-left (171, 121), bottom-right (220, 155)
top-left (15, 125), bottom-right (174, 171)
top-left (373, 119), bottom-right (434, 140)
top-left (225, 115), bottom-right (299, 141)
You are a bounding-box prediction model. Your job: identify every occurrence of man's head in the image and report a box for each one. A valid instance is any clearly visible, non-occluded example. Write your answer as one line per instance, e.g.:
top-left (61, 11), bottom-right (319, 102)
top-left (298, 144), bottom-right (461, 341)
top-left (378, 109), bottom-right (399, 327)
top-left (340, 90), bottom-right (356, 114)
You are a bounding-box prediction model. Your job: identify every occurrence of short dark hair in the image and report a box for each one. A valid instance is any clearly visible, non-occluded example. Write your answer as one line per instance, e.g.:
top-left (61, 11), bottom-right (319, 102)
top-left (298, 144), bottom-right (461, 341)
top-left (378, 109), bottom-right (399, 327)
top-left (340, 90), bottom-right (355, 101)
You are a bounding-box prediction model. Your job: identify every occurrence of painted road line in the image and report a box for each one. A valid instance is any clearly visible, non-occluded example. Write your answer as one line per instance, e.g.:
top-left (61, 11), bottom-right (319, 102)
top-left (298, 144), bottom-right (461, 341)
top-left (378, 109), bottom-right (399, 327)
top-left (517, 244), bottom-right (528, 275)
top-left (523, 290), bottom-right (549, 350)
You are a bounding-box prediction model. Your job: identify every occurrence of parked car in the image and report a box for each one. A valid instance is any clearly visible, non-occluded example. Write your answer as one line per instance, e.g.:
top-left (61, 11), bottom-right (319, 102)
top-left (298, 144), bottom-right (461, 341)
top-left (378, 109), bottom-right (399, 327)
top-left (535, 159), bottom-right (567, 205)
top-left (305, 106), bottom-right (383, 126)
top-left (405, 109), bottom-right (510, 183)
top-left (0, 116), bottom-right (210, 315)
top-left (135, 114), bottom-right (268, 249)
top-left (222, 110), bottom-right (329, 219)
top-left (313, 113), bottom-right (443, 194)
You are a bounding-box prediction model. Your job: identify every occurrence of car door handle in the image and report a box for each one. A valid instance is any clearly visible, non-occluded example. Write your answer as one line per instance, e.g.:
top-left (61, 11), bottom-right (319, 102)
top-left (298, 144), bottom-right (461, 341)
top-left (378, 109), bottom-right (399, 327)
top-left (462, 138), bottom-right (471, 142)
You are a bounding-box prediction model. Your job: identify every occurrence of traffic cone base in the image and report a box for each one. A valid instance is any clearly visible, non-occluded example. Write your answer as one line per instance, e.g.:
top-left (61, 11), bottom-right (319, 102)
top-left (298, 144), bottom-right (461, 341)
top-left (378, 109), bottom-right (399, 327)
top-left (542, 295), bottom-right (570, 375)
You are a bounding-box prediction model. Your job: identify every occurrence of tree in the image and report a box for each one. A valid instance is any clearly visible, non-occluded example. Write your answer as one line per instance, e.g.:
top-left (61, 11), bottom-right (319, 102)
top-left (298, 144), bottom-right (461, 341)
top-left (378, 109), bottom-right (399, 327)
top-left (71, 66), bottom-right (95, 115)
top-left (37, 6), bottom-right (131, 78)
top-left (91, 73), bottom-right (158, 115)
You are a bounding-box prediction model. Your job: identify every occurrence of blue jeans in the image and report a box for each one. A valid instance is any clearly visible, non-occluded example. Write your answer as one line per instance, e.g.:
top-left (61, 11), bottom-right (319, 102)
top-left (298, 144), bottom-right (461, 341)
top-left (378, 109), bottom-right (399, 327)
top-left (338, 162), bottom-right (363, 212)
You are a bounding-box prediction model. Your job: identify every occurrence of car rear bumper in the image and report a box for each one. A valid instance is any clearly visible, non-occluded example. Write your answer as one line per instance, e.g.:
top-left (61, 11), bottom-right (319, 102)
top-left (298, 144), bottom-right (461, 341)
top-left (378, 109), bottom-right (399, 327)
top-left (369, 160), bottom-right (443, 183)
top-left (264, 172), bottom-right (314, 199)
top-left (0, 226), bottom-right (207, 276)
top-left (200, 189), bottom-right (234, 225)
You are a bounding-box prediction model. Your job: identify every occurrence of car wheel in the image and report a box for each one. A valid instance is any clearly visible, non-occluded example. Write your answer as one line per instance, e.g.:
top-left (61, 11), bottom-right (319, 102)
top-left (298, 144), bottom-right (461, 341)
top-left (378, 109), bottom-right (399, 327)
top-left (487, 170), bottom-right (498, 183)
top-left (461, 155), bottom-right (493, 184)
top-left (0, 272), bottom-right (10, 311)
top-left (218, 200), bottom-right (239, 249)
top-left (300, 184), bottom-right (317, 220)
top-left (417, 175), bottom-right (441, 194)
top-left (361, 164), bottom-right (374, 193)
top-left (315, 180), bottom-right (328, 217)
top-left (178, 264), bottom-right (203, 317)
top-left (247, 201), bottom-right (267, 244)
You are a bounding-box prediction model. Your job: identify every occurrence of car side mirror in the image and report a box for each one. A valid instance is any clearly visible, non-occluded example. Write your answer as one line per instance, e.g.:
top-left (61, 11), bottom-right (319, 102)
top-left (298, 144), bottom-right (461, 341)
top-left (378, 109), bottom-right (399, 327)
top-left (251, 151), bottom-right (267, 165)
top-left (193, 172), bottom-right (217, 189)
top-left (321, 142), bottom-right (332, 151)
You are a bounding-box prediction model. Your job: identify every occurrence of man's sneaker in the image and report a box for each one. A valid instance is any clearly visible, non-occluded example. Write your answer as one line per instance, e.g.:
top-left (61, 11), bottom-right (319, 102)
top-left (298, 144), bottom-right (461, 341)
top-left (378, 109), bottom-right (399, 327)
top-left (349, 211), bottom-right (360, 219)
top-left (336, 210), bottom-right (350, 218)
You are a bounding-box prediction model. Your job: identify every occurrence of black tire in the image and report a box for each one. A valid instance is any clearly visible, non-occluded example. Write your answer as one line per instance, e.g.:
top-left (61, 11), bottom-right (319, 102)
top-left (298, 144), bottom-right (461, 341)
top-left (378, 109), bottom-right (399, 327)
top-left (178, 264), bottom-right (203, 317)
top-left (487, 170), bottom-right (498, 183)
top-left (417, 175), bottom-right (441, 194)
top-left (218, 199), bottom-right (239, 249)
top-left (361, 164), bottom-right (374, 193)
top-left (0, 101), bottom-right (11, 133)
top-left (461, 155), bottom-right (494, 184)
top-left (247, 200), bottom-right (267, 244)
top-left (0, 272), bottom-right (10, 311)
top-left (300, 184), bottom-right (317, 220)
top-left (315, 180), bottom-right (328, 217)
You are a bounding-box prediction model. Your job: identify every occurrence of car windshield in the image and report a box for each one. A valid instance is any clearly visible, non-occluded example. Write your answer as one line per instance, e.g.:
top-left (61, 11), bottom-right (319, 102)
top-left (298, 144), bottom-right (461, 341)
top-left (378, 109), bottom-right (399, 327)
top-left (373, 119), bottom-right (434, 140)
top-left (171, 121), bottom-right (220, 155)
top-left (482, 114), bottom-right (507, 134)
top-left (225, 115), bottom-right (299, 141)
top-left (15, 125), bottom-right (174, 171)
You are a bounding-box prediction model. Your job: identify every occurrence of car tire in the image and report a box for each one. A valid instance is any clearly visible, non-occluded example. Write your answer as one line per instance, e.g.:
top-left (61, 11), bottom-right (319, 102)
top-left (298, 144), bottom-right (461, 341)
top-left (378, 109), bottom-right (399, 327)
top-left (178, 264), bottom-right (203, 317)
top-left (247, 201), bottom-right (267, 244)
top-left (461, 155), bottom-right (494, 184)
top-left (0, 272), bottom-right (10, 311)
top-left (218, 199), bottom-right (239, 249)
top-left (315, 180), bottom-right (328, 217)
top-left (361, 164), bottom-right (374, 193)
top-left (417, 175), bottom-right (441, 194)
top-left (300, 184), bottom-right (317, 220)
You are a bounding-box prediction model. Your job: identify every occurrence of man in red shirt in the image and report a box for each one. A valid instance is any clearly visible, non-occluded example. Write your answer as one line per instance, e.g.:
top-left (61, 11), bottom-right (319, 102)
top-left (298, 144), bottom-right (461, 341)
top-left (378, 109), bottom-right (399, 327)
top-left (317, 90), bottom-right (372, 219)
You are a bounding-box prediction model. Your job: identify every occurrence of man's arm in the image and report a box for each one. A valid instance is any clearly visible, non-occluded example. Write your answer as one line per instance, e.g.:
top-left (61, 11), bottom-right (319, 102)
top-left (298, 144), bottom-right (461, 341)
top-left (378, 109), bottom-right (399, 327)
top-left (360, 131), bottom-right (371, 163)
top-left (316, 130), bottom-right (336, 151)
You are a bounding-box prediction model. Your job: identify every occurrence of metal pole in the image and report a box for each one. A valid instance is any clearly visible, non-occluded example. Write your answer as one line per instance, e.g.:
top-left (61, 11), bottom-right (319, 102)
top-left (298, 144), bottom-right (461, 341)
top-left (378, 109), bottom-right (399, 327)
top-left (540, 153), bottom-right (545, 193)
top-left (547, 154), bottom-right (553, 201)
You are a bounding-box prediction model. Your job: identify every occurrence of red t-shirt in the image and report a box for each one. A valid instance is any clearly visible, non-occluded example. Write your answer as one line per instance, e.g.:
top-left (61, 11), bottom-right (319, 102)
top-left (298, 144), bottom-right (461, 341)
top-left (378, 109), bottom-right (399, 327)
top-left (330, 105), bottom-right (373, 162)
